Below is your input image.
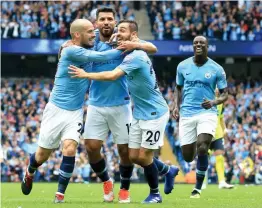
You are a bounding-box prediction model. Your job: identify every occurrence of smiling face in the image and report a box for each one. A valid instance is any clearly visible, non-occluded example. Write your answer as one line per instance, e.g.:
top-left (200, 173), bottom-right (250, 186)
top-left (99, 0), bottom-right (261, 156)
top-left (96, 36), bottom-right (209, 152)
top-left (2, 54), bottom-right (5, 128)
top-left (117, 21), bottom-right (138, 44)
top-left (117, 22), bottom-right (132, 42)
top-left (70, 19), bottom-right (96, 48)
top-left (193, 36), bottom-right (208, 57)
top-left (79, 23), bottom-right (96, 48)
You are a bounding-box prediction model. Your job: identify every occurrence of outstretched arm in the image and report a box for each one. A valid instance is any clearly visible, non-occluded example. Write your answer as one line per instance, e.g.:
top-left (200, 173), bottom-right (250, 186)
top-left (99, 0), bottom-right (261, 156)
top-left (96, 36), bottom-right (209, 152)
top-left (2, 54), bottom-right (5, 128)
top-left (68, 65), bottom-right (125, 81)
top-left (71, 47), bottom-right (122, 62)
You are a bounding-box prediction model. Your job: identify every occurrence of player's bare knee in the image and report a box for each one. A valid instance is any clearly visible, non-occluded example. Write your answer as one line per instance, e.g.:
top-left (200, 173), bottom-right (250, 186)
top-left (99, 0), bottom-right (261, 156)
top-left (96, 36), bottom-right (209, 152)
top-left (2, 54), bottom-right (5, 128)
top-left (129, 148), bottom-right (139, 164)
top-left (129, 154), bottom-right (139, 164)
top-left (85, 139), bottom-right (102, 153)
top-left (62, 140), bottom-right (77, 156)
top-left (138, 148), bottom-right (154, 166)
top-left (197, 143), bottom-right (209, 155)
top-left (63, 146), bottom-right (77, 156)
top-left (117, 144), bottom-right (129, 157)
top-left (35, 147), bottom-right (52, 163)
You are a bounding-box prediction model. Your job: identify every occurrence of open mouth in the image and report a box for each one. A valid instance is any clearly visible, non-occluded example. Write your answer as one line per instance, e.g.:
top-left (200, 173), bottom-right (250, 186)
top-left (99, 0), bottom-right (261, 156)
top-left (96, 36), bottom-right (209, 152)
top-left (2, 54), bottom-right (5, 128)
top-left (196, 48), bottom-right (202, 52)
top-left (103, 27), bottom-right (111, 31)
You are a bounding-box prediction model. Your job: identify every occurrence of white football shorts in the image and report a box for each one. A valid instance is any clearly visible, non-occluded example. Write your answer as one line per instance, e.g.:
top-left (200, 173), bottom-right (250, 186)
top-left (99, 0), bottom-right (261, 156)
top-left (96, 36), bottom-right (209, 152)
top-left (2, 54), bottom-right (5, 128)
top-left (179, 113), bottom-right (217, 146)
top-left (83, 104), bottom-right (132, 144)
top-left (38, 102), bottom-right (83, 149)
top-left (128, 111), bottom-right (169, 150)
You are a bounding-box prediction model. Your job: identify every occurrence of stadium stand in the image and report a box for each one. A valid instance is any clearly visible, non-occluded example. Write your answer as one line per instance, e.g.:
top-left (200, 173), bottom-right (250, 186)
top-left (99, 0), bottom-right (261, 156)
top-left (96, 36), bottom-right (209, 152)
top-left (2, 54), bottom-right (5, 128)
top-left (1, 1), bottom-right (135, 39)
top-left (146, 1), bottom-right (262, 40)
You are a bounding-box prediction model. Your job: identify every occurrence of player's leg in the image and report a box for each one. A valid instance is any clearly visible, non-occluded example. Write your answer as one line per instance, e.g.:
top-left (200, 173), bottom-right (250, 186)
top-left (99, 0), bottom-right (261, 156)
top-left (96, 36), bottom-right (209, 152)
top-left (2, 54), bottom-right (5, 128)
top-left (117, 144), bottom-right (133, 203)
top-left (83, 105), bottom-right (113, 202)
top-left (21, 102), bottom-right (61, 195)
top-left (54, 107), bottom-right (83, 203)
top-left (21, 147), bottom-right (53, 195)
top-left (128, 117), bottom-right (160, 203)
top-left (179, 116), bottom-right (198, 162)
top-left (54, 139), bottom-right (78, 203)
top-left (132, 112), bottom-right (171, 203)
top-left (190, 133), bottom-right (212, 198)
top-left (107, 104), bottom-right (133, 203)
top-left (129, 147), bottom-right (161, 204)
top-left (152, 113), bottom-right (179, 194)
top-left (191, 113), bottom-right (217, 198)
top-left (213, 138), bottom-right (234, 189)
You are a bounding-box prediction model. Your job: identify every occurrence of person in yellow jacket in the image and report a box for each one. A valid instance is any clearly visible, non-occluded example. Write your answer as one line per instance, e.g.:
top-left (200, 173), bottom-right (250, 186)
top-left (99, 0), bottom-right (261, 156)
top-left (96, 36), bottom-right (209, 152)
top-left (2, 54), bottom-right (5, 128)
top-left (203, 89), bottom-right (234, 189)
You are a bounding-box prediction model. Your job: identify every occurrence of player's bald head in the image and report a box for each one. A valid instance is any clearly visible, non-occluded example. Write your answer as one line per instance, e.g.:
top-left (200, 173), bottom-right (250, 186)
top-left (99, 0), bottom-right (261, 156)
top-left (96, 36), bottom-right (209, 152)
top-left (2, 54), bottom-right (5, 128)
top-left (69, 19), bottom-right (96, 48)
top-left (70, 19), bottom-right (93, 38)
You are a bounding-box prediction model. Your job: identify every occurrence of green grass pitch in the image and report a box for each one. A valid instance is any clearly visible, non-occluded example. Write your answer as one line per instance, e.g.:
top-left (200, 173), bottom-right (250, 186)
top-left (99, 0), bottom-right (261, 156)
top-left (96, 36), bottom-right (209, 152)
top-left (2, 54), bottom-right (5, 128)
top-left (1, 183), bottom-right (262, 208)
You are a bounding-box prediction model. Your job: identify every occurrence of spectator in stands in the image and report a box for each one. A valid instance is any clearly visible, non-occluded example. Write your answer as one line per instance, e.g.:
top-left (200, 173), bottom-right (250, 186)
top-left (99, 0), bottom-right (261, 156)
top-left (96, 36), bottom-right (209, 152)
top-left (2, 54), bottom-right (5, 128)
top-left (254, 25), bottom-right (262, 41)
top-left (147, 1), bottom-right (262, 41)
top-left (1, 1), bottom-right (133, 39)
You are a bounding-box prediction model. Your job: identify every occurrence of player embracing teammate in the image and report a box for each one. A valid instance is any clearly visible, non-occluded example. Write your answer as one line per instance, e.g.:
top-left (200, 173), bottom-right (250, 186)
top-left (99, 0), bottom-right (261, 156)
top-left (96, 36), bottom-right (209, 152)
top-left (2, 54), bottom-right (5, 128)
top-left (21, 7), bottom-right (179, 204)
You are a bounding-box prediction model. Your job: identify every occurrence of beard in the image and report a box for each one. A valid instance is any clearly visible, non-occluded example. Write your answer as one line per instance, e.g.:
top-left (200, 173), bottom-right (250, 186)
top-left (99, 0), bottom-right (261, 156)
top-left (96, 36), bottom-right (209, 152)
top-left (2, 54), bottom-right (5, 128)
top-left (81, 42), bottom-right (94, 49)
top-left (118, 34), bottom-right (132, 43)
top-left (100, 27), bottom-right (114, 38)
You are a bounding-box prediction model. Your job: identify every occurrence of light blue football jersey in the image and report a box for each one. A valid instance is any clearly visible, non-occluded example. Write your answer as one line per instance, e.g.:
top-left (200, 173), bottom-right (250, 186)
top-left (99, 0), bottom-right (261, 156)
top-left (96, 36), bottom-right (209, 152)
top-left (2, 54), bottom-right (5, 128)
top-left (118, 50), bottom-right (169, 120)
top-left (50, 46), bottom-right (122, 110)
top-left (89, 36), bottom-right (130, 107)
top-left (176, 56), bottom-right (227, 117)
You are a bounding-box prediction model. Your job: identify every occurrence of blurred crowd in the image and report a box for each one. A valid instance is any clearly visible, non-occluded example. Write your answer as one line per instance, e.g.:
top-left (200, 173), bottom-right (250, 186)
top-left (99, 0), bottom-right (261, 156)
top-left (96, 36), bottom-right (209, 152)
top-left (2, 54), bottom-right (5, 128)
top-left (162, 78), bottom-right (262, 185)
top-left (146, 1), bottom-right (262, 41)
top-left (1, 77), bottom-right (262, 185)
top-left (1, 1), bottom-right (135, 39)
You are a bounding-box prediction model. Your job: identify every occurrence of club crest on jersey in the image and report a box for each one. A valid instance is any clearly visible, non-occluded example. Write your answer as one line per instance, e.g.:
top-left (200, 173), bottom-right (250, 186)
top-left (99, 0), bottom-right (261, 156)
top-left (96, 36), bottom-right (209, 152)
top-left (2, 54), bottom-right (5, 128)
top-left (205, 72), bottom-right (211, 79)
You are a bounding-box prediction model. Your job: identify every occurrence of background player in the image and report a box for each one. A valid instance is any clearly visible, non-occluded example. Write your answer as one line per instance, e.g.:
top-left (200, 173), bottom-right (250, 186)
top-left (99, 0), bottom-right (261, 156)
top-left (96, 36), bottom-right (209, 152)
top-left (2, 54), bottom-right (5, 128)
top-left (82, 8), bottom-right (175, 203)
top-left (207, 89), bottom-right (234, 189)
top-left (69, 20), bottom-right (179, 204)
top-left (173, 36), bottom-right (228, 198)
top-left (21, 19), bottom-right (123, 203)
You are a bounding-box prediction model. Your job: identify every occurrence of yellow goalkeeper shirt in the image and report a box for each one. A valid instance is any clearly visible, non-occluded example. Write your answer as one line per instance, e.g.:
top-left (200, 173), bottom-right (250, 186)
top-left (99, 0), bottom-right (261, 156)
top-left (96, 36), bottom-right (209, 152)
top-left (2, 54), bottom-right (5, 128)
top-left (215, 104), bottom-right (224, 139)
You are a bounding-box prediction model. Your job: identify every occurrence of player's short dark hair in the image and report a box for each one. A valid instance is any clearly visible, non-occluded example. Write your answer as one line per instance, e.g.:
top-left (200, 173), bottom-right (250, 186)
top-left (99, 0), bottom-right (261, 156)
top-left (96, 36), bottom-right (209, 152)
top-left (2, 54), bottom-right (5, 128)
top-left (194, 35), bottom-right (208, 44)
top-left (117, 20), bottom-right (138, 32)
top-left (96, 7), bottom-right (116, 19)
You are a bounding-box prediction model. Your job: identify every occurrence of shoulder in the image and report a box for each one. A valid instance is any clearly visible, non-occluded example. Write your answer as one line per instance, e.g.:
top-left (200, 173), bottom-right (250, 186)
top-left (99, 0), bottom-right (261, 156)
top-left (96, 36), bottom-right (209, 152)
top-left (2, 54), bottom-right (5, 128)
top-left (208, 57), bottom-right (224, 71)
top-left (124, 50), bottom-right (146, 62)
top-left (62, 45), bottom-right (79, 54)
top-left (177, 56), bottom-right (193, 70)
